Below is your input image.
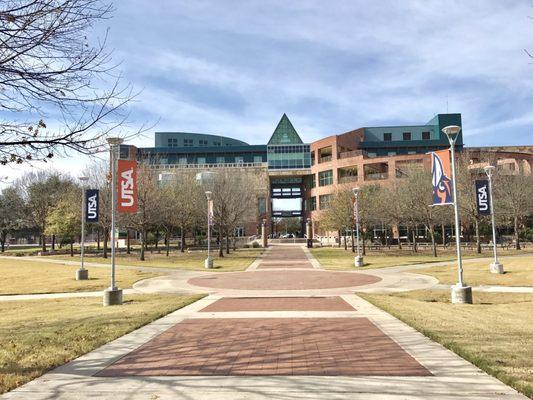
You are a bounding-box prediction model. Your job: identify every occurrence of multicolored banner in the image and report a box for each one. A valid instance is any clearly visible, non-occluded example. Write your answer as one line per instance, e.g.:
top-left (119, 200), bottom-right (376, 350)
top-left (117, 160), bottom-right (138, 213)
top-left (351, 197), bottom-right (358, 222)
top-left (85, 189), bottom-right (99, 222)
top-left (431, 150), bottom-right (453, 205)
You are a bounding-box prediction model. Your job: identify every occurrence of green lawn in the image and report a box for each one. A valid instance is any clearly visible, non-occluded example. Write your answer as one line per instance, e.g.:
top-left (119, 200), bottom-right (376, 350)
top-left (360, 290), bottom-right (533, 398)
top-left (49, 248), bottom-right (264, 271)
top-left (311, 246), bottom-right (533, 270)
top-left (0, 293), bottom-right (204, 394)
top-left (0, 258), bottom-right (160, 295)
top-left (417, 255), bottom-right (533, 287)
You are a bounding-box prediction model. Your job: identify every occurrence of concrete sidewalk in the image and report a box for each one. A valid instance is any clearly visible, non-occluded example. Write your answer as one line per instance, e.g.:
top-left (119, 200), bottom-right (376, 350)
top-left (2, 244), bottom-right (527, 399)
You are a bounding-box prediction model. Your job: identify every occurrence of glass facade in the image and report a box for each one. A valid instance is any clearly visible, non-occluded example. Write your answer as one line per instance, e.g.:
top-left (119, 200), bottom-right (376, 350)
top-left (267, 144), bottom-right (311, 169)
top-left (318, 170), bottom-right (333, 186)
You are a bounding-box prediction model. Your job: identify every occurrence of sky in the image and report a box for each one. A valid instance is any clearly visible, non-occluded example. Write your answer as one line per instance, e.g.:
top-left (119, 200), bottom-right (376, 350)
top-left (2, 0), bottom-right (533, 185)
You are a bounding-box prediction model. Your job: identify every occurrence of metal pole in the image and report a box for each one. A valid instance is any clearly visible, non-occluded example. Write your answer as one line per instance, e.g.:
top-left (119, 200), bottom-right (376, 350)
top-left (449, 142), bottom-right (464, 287)
top-left (110, 143), bottom-right (117, 290)
top-left (81, 187), bottom-right (86, 270)
top-left (488, 173), bottom-right (498, 264)
top-left (207, 201), bottom-right (211, 259)
top-left (355, 196), bottom-right (361, 259)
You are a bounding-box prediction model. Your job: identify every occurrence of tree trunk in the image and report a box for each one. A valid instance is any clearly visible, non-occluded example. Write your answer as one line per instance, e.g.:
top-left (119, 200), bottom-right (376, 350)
top-left (218, 227), bottom-right (224, 257)
top-left (232, 235), bottom-right (237, 251)
top-left (412, 229), bottom-right (417, 253)
top-left (441, 225), bottom-right (446, 248)
top-left (429, 225), bottom-right (437, 257)
top-left (475, 219), bottom-right (481, 254)
top-left (155, 231), bottom-right (159, 251)
top-left (225, 230), bottom-right (230, 255)
top-left (337, 230), bottom-right (341, 248)
top-left (126, 230), bottom-right (131, 254)
top-left (97, 228), bottom-right (101, 251)
top-left (140, 230), bottom-right (146, 261)
top-left (0, 232), bottom-right (6, 252)
top-left (103, 228), bottom-right (109, 258)
top-left (180, 228), bottom-right (185, 253)
top-left (52, 234), bottom-right (55, 251)
top-left (41, 233), bottom-right (47, 252)
top-left (343, 231), bottom-right (347, 250)
top-left (70, 242), bottom-right (74, 257)
top-left (166, 232), bottom-right (170, 256)
top-left (362, 233), bottom-right (366, 256)
top-left (351, 229), bottom-right (355, 253)
top-left (514, 216), bottom-right (521, 250)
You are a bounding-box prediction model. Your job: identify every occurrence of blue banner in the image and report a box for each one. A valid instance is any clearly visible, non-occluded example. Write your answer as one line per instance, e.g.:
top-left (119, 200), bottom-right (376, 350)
top-left (85, 189), bottom-right (99, 223)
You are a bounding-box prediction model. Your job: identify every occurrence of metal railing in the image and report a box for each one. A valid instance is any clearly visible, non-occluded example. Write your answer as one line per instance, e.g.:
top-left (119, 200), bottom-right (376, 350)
top-left (150, 162), bottom-right (268, 170)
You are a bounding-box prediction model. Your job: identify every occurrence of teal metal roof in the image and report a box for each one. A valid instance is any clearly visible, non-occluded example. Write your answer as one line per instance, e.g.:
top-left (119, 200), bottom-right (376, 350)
top-left (267, 114), bottom-right (304, 145)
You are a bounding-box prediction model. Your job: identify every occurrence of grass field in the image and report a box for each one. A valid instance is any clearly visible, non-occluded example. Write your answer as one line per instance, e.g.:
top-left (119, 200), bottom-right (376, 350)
top-left (417, 255), bottom-right (533, 287)
top-left (0, 293), bottom-right (204, 394)
top-left (49, 248), bottom-right (264, 271)
top-left (359, 290), bottom-right (533, 398)
top-left (0, 258), bottom-right (160, 295)
top-left (311, 246), bottom-right (533, 270)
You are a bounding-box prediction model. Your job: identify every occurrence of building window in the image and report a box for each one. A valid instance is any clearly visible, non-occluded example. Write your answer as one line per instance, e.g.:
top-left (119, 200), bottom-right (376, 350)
top-left (197, 157), bottom-right (206, 164)
top-left (254, 155), bottom-right (263, 163)
top-left (310, 174), bottom-right (316, 188)
top-left (183, 139), bottom-right (193, 147)
top-left (213, 141), bottom-right (221, 146)
top-left (167, 138), bottom-right (178, 147)
top-left (388, 151), bottom-right (396, 156)
top-left (383, 133), bottom-right (392, 141)
top-left (403, 132), bottom-right (411, 141)
top-left (318, 170), bottom-right (333, 186)
top-left (367, 152), bottom-right (376, 158)
top-left (216, 156), bottom-right (225, 164)
top-left (199, 139), bottom-right (208, 146)
top-left (422, 131), bottom-right (430, 140)
top-left (178, 157), bottom-right (187, 165)
top-left (258, 197), bottom-right (266, 214)
top-left (319, 194), bottom-right (331, 210)
top-left (235, 156), bottom-right (244, 164)
top-left (309, 196), bottom-right (316, 211)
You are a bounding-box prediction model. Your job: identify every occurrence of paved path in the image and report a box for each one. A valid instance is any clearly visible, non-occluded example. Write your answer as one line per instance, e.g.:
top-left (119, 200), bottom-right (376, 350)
top-left (3, 244), bottom-right (527, 399)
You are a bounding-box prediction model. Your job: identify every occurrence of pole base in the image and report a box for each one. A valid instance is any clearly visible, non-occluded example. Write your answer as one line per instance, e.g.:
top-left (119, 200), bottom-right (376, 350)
top-left (103, 288), bottom-right (123, 306)
top-left (205, 257), bottom-right (214, 269)
top-left (75, 268), bottom-right (88, 281)
top-left (307, 239), bottom-right (313, 248)
top-left (451, 285), bottom-right (473, 304)
top-left (355, 256), bottom-right (364, 267)
top-left (490, 262), bottom-right (504, 274)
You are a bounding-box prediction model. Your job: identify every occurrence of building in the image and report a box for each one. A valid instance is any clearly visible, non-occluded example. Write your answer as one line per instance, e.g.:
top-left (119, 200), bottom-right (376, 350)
top-left (126, 113), bottom-right (532, 238)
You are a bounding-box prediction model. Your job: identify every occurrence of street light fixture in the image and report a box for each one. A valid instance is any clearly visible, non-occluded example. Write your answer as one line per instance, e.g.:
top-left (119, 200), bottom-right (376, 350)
top-left (76, 176), bottom-right (89, 281)
top-left (352, 187), bottom-right (363, 267)
top-left (484, 165), bottom-right (504, 274)
top-left (205, 191), bottom-right (214, 269)
top-left (104, 137), bottom-right (124, 306)
top-left (442, 125), bottom-right (472, 304)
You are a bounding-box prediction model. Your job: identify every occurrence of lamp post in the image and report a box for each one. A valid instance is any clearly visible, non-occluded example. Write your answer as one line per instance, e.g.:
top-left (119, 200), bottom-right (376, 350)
top-left (306, 218), bottom-right (313, 248)
top-left (484, 165), bottom-right (504, 274)
top-left (76, 176), bottom-right (89, 280)
top-left (352, 187), bottom-right (363, 267)
top-left (442, 125), bottom-right (472, 304)
top-left (103, 137), bottom-right (123, 306)
top-left (205, 191), bottom-right (214, 269)
top-left (261, 218), bottom-right (268, 248)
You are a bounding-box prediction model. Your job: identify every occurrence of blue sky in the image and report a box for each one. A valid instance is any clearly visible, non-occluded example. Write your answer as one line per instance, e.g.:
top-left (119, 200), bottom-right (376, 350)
top-left (3, 0), bottom-right (533, 182)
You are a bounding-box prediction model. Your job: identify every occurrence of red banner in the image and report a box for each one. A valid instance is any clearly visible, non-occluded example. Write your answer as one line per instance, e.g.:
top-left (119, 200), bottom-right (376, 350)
top-left (117, 160), bottom-right (138, 213)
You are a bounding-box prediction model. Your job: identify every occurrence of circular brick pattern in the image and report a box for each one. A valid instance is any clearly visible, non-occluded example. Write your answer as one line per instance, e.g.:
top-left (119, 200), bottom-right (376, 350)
top-left (188, 270), bottom-right (381, 290)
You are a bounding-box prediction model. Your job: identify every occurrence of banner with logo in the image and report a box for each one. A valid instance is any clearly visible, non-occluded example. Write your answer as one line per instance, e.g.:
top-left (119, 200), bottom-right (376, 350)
top-left (475, 179), bottom-right (491, 216)
top-left (431, 150), bottom-right (453, 205)
top-left (117, 159), bottom-right (138, 213)
top-left (85, 189), bottom-right (99, 222)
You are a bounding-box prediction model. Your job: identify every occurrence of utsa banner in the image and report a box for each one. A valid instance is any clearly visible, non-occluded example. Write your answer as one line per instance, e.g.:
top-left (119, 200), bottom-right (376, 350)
top-left (431, 150), bottom-right (453, 205)
top-left (475, 180), bottom-right (491, 216)
top-left (117, 159), bottom-right (138, 213)
top-left (85, 189), bottom-right (99, 222)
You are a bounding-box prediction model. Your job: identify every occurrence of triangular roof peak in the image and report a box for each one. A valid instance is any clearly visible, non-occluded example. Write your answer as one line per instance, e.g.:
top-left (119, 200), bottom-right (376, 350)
top-left (268, 114), bottom-right (304, 145)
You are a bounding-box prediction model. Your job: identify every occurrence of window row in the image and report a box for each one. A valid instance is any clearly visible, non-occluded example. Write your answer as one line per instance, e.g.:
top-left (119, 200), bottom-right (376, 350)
top-left (383, 131), bottom-right (431, 141)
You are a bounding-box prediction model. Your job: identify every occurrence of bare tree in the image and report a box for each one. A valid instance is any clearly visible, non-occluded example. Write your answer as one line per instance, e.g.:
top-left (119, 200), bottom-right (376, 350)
top-left (0, 185), bottom-right (26, 251)
top-left (0, 0), bottom-right (137, 164)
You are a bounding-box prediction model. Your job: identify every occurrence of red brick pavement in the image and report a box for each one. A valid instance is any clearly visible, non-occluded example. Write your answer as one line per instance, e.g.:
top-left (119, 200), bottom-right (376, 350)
top-left (200, 297), bottom-right (355, 312)
top-left (96, 318), bottom-right (431, 377)
top-left (256, 246), bottom-right (313, 269)
top-left (188, 270), bottom-right (381, 290)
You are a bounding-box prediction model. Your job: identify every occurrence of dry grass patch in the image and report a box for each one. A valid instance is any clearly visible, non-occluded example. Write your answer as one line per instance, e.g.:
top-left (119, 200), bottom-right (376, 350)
top-left (0, 258), bottom-right (160, 295)
top-left (0, 293), bottom-right (204, 394)
top-left (359, 290), bottom-right (533, 398)
top-left (50, 248), bottom-right (264, 271)
top-left (311, 246), bottom-right (533, 271)
top-left (417, 255), bottom-right (533, 287)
